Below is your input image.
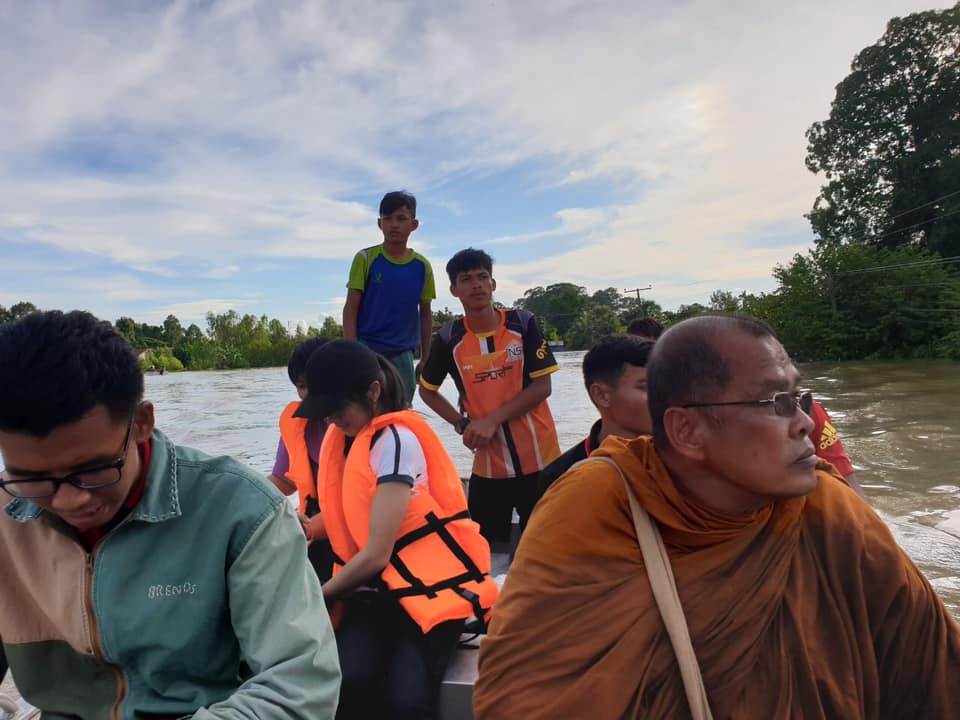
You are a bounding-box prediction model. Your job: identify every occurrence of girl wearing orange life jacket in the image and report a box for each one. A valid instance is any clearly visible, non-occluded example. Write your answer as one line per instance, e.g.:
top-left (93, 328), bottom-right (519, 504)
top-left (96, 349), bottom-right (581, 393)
top-left (295, 340), bottom-right (499, 720)
top-left (267, 336), bottom-right (334, 580)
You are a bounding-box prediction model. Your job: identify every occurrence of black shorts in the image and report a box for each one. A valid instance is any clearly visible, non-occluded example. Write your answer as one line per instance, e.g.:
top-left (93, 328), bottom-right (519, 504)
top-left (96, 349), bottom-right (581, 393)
top-left (467, 473), bottom-right (541, 545)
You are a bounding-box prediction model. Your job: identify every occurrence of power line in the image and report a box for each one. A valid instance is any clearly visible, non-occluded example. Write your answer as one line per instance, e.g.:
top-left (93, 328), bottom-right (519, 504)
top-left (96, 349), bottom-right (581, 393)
top-left (826, 200), bottom-right (960, 246)
top-left (836, 255), bottom-right (960, 275)
top-left (864, 206), bottom-right (960, 244)
top-left (876, 280), bottom-right (960, 289)
top-left (666, 277), bottom-right (743, 288)
top-left (892, 316), bottom-right (960, 325)
top-left (898, 307), bottom-right (960, 313)
top-left (886, 188), bottom-right (960, 222)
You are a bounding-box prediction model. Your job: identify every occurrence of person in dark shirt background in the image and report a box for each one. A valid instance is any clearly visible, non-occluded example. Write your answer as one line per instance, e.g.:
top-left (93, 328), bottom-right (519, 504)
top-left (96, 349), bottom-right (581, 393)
top-left (538, 335), bottom-right (653, 498)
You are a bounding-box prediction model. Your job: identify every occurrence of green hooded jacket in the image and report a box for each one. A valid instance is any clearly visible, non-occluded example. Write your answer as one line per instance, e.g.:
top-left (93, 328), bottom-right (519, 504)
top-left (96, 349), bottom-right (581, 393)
top-left (0, 430), bottom-right (340, 719)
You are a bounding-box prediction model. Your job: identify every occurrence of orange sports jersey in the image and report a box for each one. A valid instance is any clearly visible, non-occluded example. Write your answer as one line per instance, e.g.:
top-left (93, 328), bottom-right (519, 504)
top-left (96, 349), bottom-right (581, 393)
top-left (420, 308), bottom-right (561, 480)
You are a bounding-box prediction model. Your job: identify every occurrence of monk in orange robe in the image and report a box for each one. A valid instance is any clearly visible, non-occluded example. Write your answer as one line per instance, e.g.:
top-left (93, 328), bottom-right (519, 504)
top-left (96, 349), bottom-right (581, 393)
top-left (474, 315), bottom-right (960, 719)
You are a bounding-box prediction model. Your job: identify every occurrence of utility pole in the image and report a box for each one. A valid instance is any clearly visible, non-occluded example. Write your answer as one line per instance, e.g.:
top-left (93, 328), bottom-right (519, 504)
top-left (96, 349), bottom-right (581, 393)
top-left (623, 286), bottom-right (652, 300)
top-left (621, 286), bottom-right (655, 324)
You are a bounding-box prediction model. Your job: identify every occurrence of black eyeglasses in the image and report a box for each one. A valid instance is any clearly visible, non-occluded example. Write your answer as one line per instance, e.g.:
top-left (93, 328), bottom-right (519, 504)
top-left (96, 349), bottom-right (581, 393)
top-left (0, 417), bottom-right (136, 499)
top-left (682, 391), bottom-right (813, 418)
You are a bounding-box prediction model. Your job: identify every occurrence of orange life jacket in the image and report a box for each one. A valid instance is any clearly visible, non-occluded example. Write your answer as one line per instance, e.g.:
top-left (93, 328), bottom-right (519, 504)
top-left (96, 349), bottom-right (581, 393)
top-left (317, 410), bottom-right (499, 633)
top-left (279, 401), bottom-right (319, 515)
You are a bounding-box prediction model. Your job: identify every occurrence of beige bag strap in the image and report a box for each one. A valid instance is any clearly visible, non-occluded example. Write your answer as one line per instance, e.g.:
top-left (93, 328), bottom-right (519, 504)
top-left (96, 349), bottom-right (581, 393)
top-left (591, 456), bottom-right (714, 720)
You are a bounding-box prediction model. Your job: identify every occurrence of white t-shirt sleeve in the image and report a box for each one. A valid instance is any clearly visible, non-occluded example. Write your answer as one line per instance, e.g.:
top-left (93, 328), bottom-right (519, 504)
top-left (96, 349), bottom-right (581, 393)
top-left (369, 424), bottom-right (429, 493)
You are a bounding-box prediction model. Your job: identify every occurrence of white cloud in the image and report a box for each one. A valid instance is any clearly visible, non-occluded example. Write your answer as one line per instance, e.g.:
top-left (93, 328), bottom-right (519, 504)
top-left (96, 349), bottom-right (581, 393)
top-left (304, 297), bottom-right (347, 308)
top-left (137, 298), bottom-right (256, 326)
top-left (0, 0), bottom-right (945, 311)
top-left (489, 208), bottom-right (621, 246)
top-left (204, 265), bottom-right (241, 279)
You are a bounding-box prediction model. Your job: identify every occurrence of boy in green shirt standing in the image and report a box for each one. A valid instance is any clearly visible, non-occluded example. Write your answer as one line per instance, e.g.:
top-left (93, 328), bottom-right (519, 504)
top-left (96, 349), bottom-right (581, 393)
top-left (343, 191), bottom-right (436, 405)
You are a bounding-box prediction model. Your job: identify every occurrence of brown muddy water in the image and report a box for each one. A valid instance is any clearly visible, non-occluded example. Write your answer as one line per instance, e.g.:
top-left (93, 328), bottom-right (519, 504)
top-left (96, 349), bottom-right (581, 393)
top-left (2, 355), bottom-right (958, 707)
top-left (143, 354), bottom-right (960, 617)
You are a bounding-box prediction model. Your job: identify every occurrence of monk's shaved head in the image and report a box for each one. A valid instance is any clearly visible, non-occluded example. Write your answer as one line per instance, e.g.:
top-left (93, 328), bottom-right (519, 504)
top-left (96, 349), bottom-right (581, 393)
top-left (648, 315), bottom-right (777, 449)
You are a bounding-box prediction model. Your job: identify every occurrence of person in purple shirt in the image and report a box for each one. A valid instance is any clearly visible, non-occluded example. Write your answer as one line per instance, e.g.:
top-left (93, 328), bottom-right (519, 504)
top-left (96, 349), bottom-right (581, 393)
top-left (270, 425), bottom-right (325, 491)
top-left (267, 337), bottom-right (334, 580)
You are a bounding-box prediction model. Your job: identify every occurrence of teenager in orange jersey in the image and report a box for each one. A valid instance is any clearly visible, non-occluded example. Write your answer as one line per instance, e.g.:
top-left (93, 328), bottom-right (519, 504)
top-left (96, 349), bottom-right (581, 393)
top-left (419, 248), bottom-right (561, 548)
top-left (295, 340), bottom-right (499, 720)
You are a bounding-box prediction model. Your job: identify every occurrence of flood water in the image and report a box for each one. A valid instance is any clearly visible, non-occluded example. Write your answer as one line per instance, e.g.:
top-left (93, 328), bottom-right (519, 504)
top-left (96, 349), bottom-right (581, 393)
top-left (145, 354), bottom-right (960, 616)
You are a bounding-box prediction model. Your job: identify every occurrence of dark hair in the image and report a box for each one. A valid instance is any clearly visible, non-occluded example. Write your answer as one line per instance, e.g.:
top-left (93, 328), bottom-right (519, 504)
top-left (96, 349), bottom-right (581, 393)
top-left (298, 340), bottom-right (408, 421)
top-left (379, 190), bottom-right (417, 218)
top-left (626, 317), bottom-right (664, 339)
top-left (582, 335), bottom-right (653, 390)
top-left (326, 352), bottom-right (407, 417)
top-left (445, 247), bottom-right (494, 286)
top-left (647, 315), bottom-right (775, 449)
top-left (287, 337), bottom-right (328, 384)
top-left (372, 355), bottom-right (407, 415)
top-left (0, 310), bottom-right (144, 436)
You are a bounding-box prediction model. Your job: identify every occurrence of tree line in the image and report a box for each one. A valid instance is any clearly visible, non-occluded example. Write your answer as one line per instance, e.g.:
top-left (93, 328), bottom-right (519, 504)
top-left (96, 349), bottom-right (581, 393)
top-left (508, 242), bottom-right (959, 360)
top-left (0, 303), bottom-right (347, 372)
top-left (125, 312), bottom-right (346, 371)
top-left (3, 236), bottom-right (956, 374)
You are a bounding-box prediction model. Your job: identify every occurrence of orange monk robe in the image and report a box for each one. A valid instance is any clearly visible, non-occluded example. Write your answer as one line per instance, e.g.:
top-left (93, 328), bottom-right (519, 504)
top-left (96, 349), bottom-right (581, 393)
top-left (474, 435), bottom-right (960, 719)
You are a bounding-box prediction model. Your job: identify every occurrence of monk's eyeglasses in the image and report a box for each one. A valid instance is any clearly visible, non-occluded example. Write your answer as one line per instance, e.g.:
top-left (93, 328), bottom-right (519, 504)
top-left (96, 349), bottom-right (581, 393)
top-left (682, 391), bottom-right (813, 418)
top-left (0, 416), bottom-right (136, 499)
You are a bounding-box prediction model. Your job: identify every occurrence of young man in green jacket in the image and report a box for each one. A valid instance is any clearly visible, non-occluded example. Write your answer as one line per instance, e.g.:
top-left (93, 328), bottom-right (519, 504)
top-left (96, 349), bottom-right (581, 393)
top-left (0, 310), bottom-right (341, 719)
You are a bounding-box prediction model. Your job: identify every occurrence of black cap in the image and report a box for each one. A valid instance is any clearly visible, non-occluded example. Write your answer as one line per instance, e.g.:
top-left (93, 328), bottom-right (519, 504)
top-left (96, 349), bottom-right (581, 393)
top-left (293, 340), bottom-right (381, 420)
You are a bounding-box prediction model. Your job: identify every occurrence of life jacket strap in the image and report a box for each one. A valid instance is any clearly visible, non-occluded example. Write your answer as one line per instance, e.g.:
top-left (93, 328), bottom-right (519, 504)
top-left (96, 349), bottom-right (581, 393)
top-left (452, 587), bottom-right (489, 628)
top-left (392, 510), bottom-right (468, 552)
top-left (392, 510), bottom-right (484, 579)
top-left (389, 570), bottom-right (487, 599)
top-left (386, 510), bottom-right (492, 620)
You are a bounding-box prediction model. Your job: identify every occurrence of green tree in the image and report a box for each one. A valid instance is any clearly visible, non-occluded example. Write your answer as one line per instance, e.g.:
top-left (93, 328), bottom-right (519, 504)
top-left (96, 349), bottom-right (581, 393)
top-left (431, 306), bottom-right (462, 328)
top-left (748, 243), bottom-right (960, 361)
top-left (619, 296), bottom-right (663, 325)
top-left (267, 318), bottom-right (289, 345)
top-left (805, 4), bottom-right (960, 255)
top-left (115, 317), bottom-right (142, 346)
top-left (515, 283), bottom-right (590, 336)
top-left (140, 348), bottom-right (185, 372)
top-left (318, 316), bottom-right (344, 340)
top-left (564, 306), bottom-right (622, 350)
top-left (162, 314), bottom-right (184, 345)
top-left (537, 317), bottom-right (561, 343)
top-left (708, 289), bottom-right (742, 313)
top-left (744, 254), bottom-right (834, 361)
top-left (590, 287), bottom-right (624, 314)
top-left (5, 301), bottom-right (38, 321)
top-left (173, 333), bottom-right (218, 369)
top-left (663, 303), bottom-right (709, 325)
top-left (140, 322), bottom-right (164, 342)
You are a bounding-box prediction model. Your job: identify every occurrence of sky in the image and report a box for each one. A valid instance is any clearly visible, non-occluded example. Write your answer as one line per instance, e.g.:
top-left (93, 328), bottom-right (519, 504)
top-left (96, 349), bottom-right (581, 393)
top-left (0, 0), bottom-right (950, 331)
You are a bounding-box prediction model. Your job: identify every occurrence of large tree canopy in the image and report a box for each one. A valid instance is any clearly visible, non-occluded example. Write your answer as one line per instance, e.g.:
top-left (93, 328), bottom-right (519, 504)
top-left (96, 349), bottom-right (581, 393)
top-left (806, 3), bottom-right (960, 256)
top-left (514, 283), bottom-right (590, 336)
